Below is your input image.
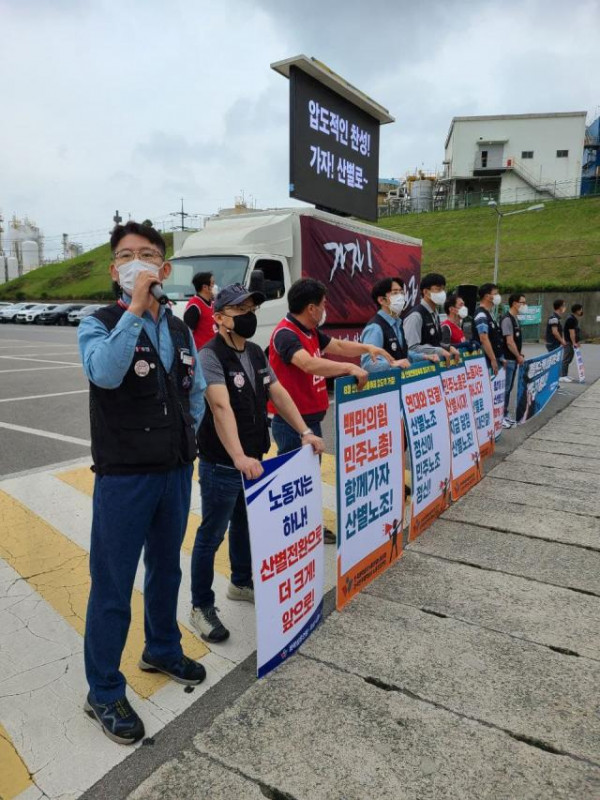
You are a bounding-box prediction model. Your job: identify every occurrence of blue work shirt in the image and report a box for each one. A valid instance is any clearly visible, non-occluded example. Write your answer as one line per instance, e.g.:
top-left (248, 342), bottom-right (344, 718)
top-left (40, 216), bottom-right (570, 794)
top-left (360, 309), bottom-right (418, 373)
top-left (78, 295), bottom-right (206, 429)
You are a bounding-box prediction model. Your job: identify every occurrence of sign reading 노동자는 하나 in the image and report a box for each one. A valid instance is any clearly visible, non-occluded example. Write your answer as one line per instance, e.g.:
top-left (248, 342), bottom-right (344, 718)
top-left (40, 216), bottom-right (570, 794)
top-left (401, 361), bottom-right (451, 541)
top-left (244, 445), bottom-right (324, 678)
top-left (335, 370), bottom-right (405, 611)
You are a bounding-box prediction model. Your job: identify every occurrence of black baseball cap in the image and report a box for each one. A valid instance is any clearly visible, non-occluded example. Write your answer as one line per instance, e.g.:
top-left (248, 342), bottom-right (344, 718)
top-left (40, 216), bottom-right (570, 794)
top-left (214, 283), bottom-right (265, 311)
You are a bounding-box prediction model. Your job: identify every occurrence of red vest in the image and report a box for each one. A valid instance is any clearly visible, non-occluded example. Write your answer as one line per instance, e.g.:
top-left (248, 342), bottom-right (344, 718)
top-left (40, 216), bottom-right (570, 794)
top-left (185, 295), bottom-right (215, 350)
top-left (268, 317), bottom-right (329, 417)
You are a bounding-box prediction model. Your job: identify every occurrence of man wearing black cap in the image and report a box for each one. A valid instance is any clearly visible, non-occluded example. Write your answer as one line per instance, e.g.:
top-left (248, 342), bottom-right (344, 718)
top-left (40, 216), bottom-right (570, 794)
top-left (190, 283), bottom-right (324, 644)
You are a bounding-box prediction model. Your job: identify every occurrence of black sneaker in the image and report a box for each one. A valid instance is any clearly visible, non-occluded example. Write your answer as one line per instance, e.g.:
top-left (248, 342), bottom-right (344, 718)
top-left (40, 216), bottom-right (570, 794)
top-left (323, 527), bottom-right (336, 544)
top-left (189, 605), bottom-right (230, 643)
top-left (84, 694), bottom-right (145, 745)
top-left (138, 651), bottom-right (207, 685)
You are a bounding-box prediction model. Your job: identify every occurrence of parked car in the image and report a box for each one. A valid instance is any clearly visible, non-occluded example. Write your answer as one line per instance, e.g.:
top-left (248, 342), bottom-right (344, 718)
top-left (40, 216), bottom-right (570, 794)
top-left (17, 304), bottom-right (58, 324)
top-left (0, 303), bottom-right (38, 323)
top-left (38, 303), bottom-right (85, 325)
top-left (67, 304), bottom-right (104, 326)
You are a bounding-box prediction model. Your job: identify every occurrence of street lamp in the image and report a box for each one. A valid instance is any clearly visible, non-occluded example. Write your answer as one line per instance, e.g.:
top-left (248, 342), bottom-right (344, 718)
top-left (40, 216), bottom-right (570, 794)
top-left (488, 200), bottom-right (544, 284)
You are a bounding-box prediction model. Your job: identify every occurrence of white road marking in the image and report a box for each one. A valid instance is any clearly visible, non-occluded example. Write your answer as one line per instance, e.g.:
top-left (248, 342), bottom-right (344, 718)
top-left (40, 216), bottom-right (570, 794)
top-left (0, 421), bottom-right (90, 447)
top-left (0, 365), bottom-right (81, 373)
top-left (0, 355), bottom-right (80, 366)
top-left (0, 389), bottom-right (88, 404)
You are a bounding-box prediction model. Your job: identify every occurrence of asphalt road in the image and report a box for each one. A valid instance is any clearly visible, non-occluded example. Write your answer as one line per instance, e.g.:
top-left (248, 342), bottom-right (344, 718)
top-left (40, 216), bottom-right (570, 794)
top-left (1, 323), bottom-right (599, 478)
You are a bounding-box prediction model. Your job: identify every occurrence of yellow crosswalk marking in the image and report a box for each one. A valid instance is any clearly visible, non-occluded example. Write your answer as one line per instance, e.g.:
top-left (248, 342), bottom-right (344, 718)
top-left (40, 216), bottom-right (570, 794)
top-left (0, 723), bottom-right (32, 800)
top-left (0, 491), bottom-right (208, 699)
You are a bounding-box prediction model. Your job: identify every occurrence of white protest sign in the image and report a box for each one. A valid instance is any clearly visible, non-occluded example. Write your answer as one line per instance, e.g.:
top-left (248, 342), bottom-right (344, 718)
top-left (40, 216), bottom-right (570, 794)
top-left (244, 445), bottom-right (324, 678)
top-left (492, 366), bottom-right (506, 441)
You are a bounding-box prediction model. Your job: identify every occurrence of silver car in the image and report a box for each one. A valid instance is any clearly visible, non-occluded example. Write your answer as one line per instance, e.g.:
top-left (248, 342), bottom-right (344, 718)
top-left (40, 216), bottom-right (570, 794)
top-left (67, 304), bottom-right (104, 326)
top-left (18, 304), bottom-right (58, 324)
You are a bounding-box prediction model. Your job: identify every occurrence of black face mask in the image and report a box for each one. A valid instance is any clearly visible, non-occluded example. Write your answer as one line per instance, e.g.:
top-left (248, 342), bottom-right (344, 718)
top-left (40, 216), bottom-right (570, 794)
top-left (231, 311), bottom-right (257, 339)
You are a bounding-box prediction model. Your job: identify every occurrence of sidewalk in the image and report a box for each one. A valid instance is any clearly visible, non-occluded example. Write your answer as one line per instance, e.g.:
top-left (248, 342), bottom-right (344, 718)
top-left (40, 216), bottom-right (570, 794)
top-left (93, 379), bottom-right (600, 800)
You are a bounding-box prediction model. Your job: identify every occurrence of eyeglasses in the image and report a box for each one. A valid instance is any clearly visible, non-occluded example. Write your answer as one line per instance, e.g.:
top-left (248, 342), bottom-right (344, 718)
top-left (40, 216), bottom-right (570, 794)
top-left (113, 249), bottom-right (164, 264)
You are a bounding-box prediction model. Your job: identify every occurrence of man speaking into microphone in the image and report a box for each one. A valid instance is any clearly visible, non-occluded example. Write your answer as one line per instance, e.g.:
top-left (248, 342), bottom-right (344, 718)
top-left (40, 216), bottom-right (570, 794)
top-left (78, 221), bottom-right (207, 745)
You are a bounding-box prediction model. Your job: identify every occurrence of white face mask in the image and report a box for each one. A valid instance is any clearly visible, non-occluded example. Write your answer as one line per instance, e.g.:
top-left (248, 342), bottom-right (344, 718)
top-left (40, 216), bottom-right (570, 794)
top-left (212, 284), bottom-right (219, 299)
top-left (458, 305), bottom-right (469, 319)
top-left (429, 290), bottom-right (446, 306)
top-left (117, 260), bottom-right (161, 294)
top-left (319, 309), bottom-right (327, 327)
top-left (492, 294), bottom-right (502, 306)
top-left (389, 294), bottom-right (406, 315)
top-left (519, 304), bottom-right (528, 313)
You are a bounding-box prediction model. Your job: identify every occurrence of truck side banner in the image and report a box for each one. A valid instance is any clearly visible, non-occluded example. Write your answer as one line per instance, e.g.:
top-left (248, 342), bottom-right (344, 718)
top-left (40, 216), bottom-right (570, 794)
top-left (439, 361), bottom-right (482, 501)
top-left (335, 371), bottom-right (405, 611)
top-left (515, 348), bottom-right (563, 424)
top-left (401, 362), bottom-right (451, 541)
top-left (464, 351), bottom-right (495, 459)
top-left (491, 367), bottom-right (506, 441)
top-left (300, 215), bottom-right (421, 326)
top-left (243, 446), bottom-right (324, 678)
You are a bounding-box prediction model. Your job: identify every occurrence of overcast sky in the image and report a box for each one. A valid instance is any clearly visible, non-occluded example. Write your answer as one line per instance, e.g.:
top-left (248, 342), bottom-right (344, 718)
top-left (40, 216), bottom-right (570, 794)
top-left (1, 0), bottom-right (598, 258)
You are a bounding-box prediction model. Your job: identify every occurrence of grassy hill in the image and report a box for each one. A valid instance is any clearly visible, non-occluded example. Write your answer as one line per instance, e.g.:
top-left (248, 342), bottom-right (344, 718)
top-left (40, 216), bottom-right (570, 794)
top-left (378, 196), bottom-right (600, 292)
top-left (0, 233), bottom-right (174, 302)
top-left (1, 198), bottom-right (599, 300)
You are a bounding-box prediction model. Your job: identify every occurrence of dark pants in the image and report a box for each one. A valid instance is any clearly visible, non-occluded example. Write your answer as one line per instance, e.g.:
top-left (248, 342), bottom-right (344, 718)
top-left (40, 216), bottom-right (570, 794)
top-left (271, 415), bottom-right (322, 455)
top-left (562, 344), bottom-right (574, 377)
top-left (190, 461), bottom-right (253, 609)
top-left (84, 465), bottom-right (193, 704)
top-left (503, 359), bottom-right (518, 415)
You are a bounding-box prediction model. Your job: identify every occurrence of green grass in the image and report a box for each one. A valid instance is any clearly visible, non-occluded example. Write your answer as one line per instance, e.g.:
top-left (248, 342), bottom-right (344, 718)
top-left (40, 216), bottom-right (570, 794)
top-left (0, 233), bottom-right (174, 302)
top-left (378, 196), bottom-right (600, 292)
top-left (2, 198), bottom-right (599, 300)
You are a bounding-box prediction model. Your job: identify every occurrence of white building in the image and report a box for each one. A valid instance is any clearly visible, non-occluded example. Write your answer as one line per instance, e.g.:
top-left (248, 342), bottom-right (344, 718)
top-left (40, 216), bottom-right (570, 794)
top-left (442, 112), bottom-right (587, 207)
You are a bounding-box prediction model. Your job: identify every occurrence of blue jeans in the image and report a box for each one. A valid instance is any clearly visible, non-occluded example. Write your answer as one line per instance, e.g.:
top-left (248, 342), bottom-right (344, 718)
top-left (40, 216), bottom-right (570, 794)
top-left (84, 465), bottom-right (193, 704)
top-left (503, 359), bottom-right (518, 415)
top-left (191, 461), bottom-right (253, 608)
top-left (271, 415), bottom-right (322, 455)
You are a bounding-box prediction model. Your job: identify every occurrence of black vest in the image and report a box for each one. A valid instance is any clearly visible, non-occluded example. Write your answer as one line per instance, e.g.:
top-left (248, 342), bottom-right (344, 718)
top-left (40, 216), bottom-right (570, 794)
top-left (365, 313), bottom-right (408, 359)
top-left (473, 305), bottom-right (503, 360)
top-left (501, 312), bottom-right (522, 360)
top-left (89, 304), bottom-right (197, 475)
top-left (407, 303), bottom-right (443, 347)
top-left (545, 314), bottom-right (563, 347)
top-left (197, 335), bottom-right (271, 466)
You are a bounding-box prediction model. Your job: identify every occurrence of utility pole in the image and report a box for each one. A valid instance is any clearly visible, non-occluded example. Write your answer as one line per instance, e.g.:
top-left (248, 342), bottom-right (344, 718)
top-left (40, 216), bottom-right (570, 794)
top-left (113, 210), bottom-right (123, 228)
top-left (170, 198), bottom-right (191, 231)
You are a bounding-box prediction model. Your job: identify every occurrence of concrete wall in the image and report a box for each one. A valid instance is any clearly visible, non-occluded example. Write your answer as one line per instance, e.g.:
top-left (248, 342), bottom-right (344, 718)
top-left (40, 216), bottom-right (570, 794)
top-left (535, 291), bottom-right (600, 340)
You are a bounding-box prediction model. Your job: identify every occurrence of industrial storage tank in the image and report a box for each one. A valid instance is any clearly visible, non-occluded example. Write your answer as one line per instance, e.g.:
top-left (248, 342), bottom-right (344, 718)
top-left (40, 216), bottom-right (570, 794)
top-left (7, 256), bottom-right (19, 280)
top-left (409, 179), bottom-right (433, 212)
top-left (21, 240), bottom-right (40, 272)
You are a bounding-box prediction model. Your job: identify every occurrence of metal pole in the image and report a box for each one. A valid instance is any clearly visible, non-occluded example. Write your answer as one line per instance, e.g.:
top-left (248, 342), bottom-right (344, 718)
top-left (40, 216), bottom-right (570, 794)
top-left (493, 212), bottom-right (501, 284)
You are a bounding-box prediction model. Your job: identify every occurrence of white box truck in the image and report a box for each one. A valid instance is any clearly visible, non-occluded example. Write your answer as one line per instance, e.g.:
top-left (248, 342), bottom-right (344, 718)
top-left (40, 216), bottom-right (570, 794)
top-left (164, 207), bottom-right (422, 351)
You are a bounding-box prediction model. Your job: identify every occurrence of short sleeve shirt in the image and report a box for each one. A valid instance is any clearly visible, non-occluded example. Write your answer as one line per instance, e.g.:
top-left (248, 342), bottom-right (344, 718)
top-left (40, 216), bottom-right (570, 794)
top-left (272, 313), bottom-right (331, 364)
top-left (563, 314), bottom-right (580, 344)
top-left (199, 346), bottom-right (277, 391)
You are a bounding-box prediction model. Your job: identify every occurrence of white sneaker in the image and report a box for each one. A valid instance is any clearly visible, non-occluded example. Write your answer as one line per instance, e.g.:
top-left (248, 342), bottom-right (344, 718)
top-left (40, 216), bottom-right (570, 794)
top-left (559, 376), bottom-right (572, 383)
top-left (189, 605), bottom-right (230, 643)
top-left (505, 414), bottom-right (517, 425)
top-left (502, 418), bottom-right (513, 429)
top-left (226, 582), bottom-right (255, 604)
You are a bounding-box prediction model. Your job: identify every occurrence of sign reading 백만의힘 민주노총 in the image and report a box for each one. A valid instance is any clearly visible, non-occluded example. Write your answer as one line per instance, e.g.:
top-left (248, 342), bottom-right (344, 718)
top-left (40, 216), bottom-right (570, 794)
top-left (335, 370), bottom-right (405, 610)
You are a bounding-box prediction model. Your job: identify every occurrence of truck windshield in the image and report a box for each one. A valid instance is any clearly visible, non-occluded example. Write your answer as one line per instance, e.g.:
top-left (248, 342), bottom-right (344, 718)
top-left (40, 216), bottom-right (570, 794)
top-left (164, 255), bottom-right (249, 299)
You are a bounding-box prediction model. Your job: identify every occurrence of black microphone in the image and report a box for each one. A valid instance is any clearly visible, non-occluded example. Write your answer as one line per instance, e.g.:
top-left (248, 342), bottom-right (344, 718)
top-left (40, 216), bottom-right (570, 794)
top-left (150, 282), bottom-right (170, 305)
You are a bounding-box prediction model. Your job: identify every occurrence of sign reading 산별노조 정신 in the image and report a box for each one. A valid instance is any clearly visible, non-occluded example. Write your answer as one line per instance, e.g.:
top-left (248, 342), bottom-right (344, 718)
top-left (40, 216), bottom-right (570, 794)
top-left (244, 445), bottom-right (324, 678)
top-left (491, 366), bottom-right (506, 441)
top-left (401, 361), bottom-right (451, 541)
top-left (439, 360), bottom-right (482, 500)
top-left (335, 370), bottom-right (405, 610)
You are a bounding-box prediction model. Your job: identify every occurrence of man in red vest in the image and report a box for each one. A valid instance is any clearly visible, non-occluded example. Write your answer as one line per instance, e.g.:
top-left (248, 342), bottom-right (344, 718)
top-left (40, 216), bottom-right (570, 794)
top-left (269, 278), bottom-right (393, 543)
top-left (184, 271), bottom-right (216, 349)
